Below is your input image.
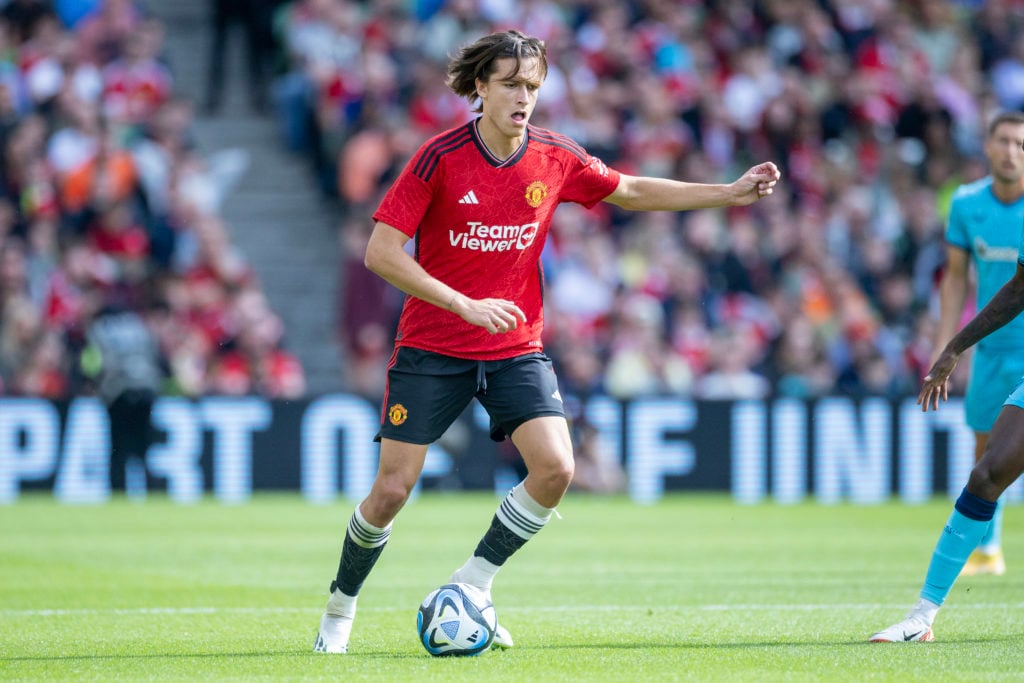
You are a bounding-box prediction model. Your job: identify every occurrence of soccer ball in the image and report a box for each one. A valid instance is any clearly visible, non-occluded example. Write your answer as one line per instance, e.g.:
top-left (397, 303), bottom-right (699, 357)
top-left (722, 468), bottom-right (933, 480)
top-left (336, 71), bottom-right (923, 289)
top-left (416, 583), bottom-right (497, 656)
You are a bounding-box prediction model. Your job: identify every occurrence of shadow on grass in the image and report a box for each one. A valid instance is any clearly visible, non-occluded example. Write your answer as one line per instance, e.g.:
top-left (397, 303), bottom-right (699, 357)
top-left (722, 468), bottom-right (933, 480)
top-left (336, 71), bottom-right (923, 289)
top-left (529, 636), bottom-right (1019, 651)
top-left (2, 650), bottom-right (425, 663)
top-left (4, 635), bottom-right (1019, 663)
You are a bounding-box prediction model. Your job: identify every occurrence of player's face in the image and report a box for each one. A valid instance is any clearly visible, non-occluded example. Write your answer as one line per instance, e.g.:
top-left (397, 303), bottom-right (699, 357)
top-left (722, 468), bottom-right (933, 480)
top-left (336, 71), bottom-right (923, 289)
top-left (476, 57), bottom-right (543, 140)
top-left (985, 122), bottom-right (1024, 184)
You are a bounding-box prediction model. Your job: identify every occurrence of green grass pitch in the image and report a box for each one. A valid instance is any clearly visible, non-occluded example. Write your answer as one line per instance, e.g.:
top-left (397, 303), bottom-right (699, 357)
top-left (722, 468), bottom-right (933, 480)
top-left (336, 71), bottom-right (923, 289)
top-left (2, 493), bottom-right (1023, 681)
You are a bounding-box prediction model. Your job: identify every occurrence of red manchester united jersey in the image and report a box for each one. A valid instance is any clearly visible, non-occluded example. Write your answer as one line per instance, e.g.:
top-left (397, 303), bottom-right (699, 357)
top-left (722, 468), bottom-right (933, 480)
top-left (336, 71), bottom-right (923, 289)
top-left (373, 119), bottom-right (620, 360)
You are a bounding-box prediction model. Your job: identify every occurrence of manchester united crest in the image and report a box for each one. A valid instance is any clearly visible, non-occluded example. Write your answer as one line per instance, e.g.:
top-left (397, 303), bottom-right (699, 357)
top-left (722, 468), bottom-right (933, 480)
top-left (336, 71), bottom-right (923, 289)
top-left (388, 403), bottom-right (408, 426)
top-left (525, 181), bottom-right (548, 208)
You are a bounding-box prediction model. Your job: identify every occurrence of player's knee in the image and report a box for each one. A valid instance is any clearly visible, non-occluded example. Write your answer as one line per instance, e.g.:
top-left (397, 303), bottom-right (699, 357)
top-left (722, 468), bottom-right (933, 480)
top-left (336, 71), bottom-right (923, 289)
top-left (557, 456), bottom-right (575, 487)
top-left (368, 477), bottom-right (414, 518)
top-left (535, 453), bottom-right (574, 490)
top-left (967, 462), bottom-right (1004, 500)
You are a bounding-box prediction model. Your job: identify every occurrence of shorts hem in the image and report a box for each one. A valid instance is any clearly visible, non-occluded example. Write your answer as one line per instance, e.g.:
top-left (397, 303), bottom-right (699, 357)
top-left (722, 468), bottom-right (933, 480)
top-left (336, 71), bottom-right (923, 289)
top-left (495, 409), bottom-right (566, 442)
top-left (374, 431), bottom-right (437, 445)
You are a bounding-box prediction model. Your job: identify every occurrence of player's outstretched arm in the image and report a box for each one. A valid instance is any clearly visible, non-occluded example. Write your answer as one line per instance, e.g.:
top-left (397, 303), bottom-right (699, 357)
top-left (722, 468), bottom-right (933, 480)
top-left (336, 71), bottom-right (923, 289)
top-left (919, 263), bottom-right (1024, 411)
top-left (603, 161), bottom-right (781, 212)
top-left (930, 246), bottom-right (970, 367)
top-left (364, 221), bottom-right (525, 335)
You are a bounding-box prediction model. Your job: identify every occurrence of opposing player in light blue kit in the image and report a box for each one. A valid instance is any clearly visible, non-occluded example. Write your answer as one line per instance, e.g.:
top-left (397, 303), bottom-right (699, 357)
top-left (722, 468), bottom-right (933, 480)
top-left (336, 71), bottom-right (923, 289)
top-left (929, 111), bottom-right (1024, 578)
top-left (870, 111), bottom-right (1024, 642)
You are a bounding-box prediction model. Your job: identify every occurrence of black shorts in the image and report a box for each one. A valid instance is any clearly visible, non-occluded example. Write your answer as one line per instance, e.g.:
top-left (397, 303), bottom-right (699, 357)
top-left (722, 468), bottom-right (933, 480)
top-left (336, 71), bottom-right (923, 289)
top-left (376, 347), bottom-right (565, 444)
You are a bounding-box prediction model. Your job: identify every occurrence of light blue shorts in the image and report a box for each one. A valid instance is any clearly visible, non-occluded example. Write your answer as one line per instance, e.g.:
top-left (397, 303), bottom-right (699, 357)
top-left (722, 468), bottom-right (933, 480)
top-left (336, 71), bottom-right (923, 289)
top-left (967, 345), bottom-right (1024, 432)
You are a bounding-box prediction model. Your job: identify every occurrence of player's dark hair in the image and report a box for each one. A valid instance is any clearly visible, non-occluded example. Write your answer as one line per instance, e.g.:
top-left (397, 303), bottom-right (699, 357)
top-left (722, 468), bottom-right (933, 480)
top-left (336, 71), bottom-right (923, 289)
top-left (987, 110), bottom-right (1024, 137)
top-left (447, 30), bottom-right (547, 113)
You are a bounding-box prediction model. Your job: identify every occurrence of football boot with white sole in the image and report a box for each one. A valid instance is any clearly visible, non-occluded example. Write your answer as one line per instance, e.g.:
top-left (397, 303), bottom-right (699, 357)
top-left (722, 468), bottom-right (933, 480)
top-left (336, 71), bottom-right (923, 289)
top-left (313, 612), bottom-right (353, 653)
top-left (869, 614), bottom-right (934, 643)
top-left (492, 623), bottom-right (514, 649)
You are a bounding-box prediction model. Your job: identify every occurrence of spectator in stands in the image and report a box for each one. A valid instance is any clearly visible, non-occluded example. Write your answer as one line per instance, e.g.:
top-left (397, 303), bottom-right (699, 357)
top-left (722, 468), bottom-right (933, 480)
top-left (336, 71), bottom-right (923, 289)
top-left (24, 212), bottom-right (59, 292)
top-left (604, 292), bottom-right (694, 399)
top-left (57, 116), bottom-right (138, 220)
top-left (207, 321), bottom-right (305, 398)
top-left (85, 199), bottom-right (149, 293)
top-left (208, 283), bottom-right (305, 397)
top-left (991, 35), bottom-right (1024, 112)
top-left (568, 416), bottom-right (625, 495)
top-left (128, 96), bottom-right (194, 265)
top-left (15, 327), bottom-right (67, 397)
top-left (79, 302), bottom-right (164, 493)
top-left (0, 235), bottom-right (32, 303)
top-left (204, 0), bottom-right (274, 115)
top-left (100, 17), bottom-right (171, 135)
top-left (181, 212), bottom-right (253, 293)
top-left (335, 119), bottom-right (393, 217)
top-left (75, 0), bottom-right (144, 66)
top-left (694, 322), bottom-right (771, 400)
top-left (47, 93), bottom-right (102, 181)
top-left (0, 300), bottom-right (36, 383)
top-left (769, 313), bottom-right (835, 399)
top-left (336, 217), bottom-right (397, 399)
top-left (2, 0), bottom-right (57, 45)
top-left (41, 237), bottom-right (104, 338)
top-left (545, 205), bottom-right (617, 336)
top-left (1, 113), bottom-right (48, 210)
top-left (148, 273), bottom-right (208, 396)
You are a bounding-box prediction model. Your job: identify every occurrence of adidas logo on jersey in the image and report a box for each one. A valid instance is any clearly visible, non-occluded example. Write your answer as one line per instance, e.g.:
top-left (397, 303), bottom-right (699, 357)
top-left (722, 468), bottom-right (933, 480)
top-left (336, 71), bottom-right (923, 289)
top-left (458, 190), bottom-right (479, 204)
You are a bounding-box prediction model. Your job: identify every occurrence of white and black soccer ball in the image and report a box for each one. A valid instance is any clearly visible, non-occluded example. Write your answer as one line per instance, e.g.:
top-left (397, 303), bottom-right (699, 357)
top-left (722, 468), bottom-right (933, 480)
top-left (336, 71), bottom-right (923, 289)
top-left (416, 583), bottom-right (497, 656)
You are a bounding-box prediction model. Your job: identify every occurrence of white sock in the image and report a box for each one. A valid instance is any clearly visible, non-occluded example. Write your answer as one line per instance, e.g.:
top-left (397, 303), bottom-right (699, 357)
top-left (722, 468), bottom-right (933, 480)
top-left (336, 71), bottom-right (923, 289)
top-left (326, 589), bottom-right (357, 618)
top-left (451, 555), bottom-right (501, 596)
top-left (508, 482), bottom-right (555, 520)
top-left (450, 483), bottom-right (554, 596)
top-left (911, 598), bottom-right (940, 627)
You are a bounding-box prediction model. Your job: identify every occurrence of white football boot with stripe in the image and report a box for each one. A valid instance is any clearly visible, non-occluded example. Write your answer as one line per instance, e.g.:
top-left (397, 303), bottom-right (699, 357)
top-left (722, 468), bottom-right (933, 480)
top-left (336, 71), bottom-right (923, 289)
top-left (869, 614), bottom-right (934, 643)
top-left (491, 623), bottom-right (514, 649)
top-left (314, 590), bottom-right (356, 653)
top-left (313, 612), bottom-right (353, 653)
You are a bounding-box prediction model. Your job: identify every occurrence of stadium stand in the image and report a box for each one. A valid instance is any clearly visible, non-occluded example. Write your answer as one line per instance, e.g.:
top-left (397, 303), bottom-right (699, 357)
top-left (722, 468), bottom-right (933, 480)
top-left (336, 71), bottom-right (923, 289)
top-left (0, 0), bottom-right (310, 398)
top-left (5, 1), bottom-right (1024, 401)
top-left (271, 0), bottom-right (1023, 401)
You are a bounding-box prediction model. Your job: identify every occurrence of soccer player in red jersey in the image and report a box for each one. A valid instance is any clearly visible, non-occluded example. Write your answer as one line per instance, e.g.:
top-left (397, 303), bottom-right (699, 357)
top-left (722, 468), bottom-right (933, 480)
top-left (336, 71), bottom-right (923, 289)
top-left (314, 30), bottom-right (781, 654)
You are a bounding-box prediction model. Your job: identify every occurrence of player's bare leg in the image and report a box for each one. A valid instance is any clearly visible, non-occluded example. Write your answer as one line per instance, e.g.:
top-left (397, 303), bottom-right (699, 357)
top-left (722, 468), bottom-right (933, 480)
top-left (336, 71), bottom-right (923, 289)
top-left (315, 439), bottom-right (428, 653)
top-left (513, 415), bottom-right (576, 507)
top-left (450, 416), bottom-right (575, 648)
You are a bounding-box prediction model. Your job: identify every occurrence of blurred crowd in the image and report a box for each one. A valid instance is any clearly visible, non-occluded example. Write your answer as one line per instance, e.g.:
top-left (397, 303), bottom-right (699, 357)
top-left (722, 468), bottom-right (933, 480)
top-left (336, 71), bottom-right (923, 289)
top-left (0, 0), bottom-right (305, 399)
top-left (5, 0), bottom-right (1024, 412)
top-left (274, 0), bottom-right (1024, 404)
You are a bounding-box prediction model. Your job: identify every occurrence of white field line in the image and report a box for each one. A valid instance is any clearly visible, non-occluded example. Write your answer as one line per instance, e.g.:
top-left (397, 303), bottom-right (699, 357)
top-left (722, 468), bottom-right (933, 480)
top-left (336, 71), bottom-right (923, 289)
top-left (3, 603), bottom-right (1023, 618)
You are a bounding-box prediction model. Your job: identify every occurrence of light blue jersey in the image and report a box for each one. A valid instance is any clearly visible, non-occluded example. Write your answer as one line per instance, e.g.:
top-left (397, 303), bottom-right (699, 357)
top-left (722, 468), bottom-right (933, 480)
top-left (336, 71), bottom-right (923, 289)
top-left (947, 176), bottom-right (1024, 432)
top-left (947, 176), bottom-right (1024, 349)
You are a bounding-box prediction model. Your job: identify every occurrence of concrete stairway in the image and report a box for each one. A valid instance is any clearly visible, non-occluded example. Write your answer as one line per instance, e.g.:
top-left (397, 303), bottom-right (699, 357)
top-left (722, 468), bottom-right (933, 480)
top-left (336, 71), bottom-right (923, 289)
top-left (149, 0), bottom-right (344, 395)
